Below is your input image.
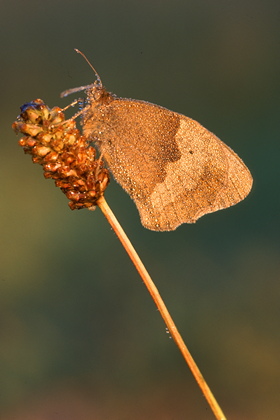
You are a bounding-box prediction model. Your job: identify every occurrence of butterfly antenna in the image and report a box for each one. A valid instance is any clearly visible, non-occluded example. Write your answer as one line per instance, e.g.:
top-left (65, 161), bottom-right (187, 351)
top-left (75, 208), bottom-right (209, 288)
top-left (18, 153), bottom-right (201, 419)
top-left (74, 48), bottom-right (103, 88)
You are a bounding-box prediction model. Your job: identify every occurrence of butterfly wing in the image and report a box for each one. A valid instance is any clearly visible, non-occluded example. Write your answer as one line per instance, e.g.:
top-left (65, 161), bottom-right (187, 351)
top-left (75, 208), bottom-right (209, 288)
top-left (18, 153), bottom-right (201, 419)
top-left (83, 98), bottom-right (253, 231)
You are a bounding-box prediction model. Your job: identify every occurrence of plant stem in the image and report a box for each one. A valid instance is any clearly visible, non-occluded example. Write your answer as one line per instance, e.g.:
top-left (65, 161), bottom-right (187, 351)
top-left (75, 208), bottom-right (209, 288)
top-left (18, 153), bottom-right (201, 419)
top-left (96, 195), bottom-right (227, 420)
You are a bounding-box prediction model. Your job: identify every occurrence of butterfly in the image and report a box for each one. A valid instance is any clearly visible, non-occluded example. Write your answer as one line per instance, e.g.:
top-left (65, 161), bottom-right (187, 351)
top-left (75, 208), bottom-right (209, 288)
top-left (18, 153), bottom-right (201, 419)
top-left (61, 50), bottom-right (253, 231)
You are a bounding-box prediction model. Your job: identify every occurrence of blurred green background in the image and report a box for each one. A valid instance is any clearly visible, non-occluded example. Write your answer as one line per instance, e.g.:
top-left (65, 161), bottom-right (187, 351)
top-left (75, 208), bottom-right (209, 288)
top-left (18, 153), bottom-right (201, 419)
top-left (1, 0), bottom-right (280, 418)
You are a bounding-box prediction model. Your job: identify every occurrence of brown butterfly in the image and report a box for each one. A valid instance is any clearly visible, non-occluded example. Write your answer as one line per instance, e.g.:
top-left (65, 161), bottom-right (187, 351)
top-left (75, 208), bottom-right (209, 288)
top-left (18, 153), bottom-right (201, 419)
top-left (62, 50), bottom-right (253, 231)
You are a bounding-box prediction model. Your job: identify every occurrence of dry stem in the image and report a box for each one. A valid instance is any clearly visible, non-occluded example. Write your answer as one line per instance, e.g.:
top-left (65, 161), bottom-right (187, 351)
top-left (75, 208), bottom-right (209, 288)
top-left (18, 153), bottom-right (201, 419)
top-left (97, 195), bottom-right (227, 420)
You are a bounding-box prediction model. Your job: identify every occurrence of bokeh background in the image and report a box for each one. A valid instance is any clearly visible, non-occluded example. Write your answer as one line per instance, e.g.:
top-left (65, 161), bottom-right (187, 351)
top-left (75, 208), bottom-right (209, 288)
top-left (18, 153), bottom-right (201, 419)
top-left (1, 0), bottom-right (280, 419)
